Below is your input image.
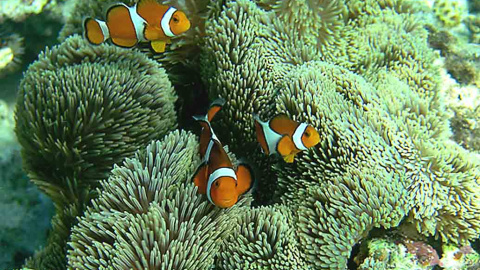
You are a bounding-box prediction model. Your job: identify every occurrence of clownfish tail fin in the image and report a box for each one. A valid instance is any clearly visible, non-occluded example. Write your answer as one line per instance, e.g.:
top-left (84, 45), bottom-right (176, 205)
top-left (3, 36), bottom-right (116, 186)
top-left (192, 114), bottom-right (209, 123)
top-left (207, 97), bottom-right (226, 122)
top-left (210, 97), bottom-right (226, 107)
top-left (192, 114), bottom-right (212, 133)
top-left (83, 17), bottom-right (110, 45)
top-left (193, 97), bottom-right (226, 124)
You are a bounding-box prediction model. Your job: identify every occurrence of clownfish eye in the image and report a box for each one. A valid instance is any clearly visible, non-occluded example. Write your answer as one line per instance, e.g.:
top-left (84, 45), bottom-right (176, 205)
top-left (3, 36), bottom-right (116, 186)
top-left (172, 16), bottom-right (179, 23)
top-left (305, 131), bottom-right (311, 137)
top-left (215, 181), bottom-right (220, 187)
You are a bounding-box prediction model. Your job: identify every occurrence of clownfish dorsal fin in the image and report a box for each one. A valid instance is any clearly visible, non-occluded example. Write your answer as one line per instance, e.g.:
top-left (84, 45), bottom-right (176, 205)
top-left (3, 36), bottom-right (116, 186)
top-left (276, 135), bottom-right (298, 163)
top-left (270, 113), bottom-right (299, 136)
top-left (192, 161), bottom-right (208, 194)
top-left (235, 162), bottom-right (254, 195)
top-left (136, 0), bottom-right (167, 26)
top-left (207, 98), bottom-right (226, 122)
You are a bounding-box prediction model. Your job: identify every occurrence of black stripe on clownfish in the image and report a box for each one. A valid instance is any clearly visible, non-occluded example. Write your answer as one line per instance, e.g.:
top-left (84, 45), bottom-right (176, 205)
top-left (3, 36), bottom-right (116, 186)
top-left (254, 113), bottom-right (320, 163)
top-left (192, 98), bottom-right (254, 208)
top-left (83, 0), bottom-right (191, 53)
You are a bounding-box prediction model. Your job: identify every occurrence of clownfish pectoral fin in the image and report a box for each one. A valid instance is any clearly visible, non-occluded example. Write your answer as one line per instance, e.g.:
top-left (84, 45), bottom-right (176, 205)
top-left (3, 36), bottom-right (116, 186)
top-left (270, 113), bottom-right (300, 136)
top-left (283, 153), bottom-right (296, 163)
top-left (277, 135), bottom-right (298, 163)
top-left (151, 40), bottom-right (166, 53)
top-left (84, 18), bottom-right (109, 45)
top-left (235, 163), bottom-right (254, 195)
top-left (144, 25), bottom-right (162, 41)
top-left (192, 162), bottom-right (208, 194)
top-left (207, 98), bottom-right (226, 122)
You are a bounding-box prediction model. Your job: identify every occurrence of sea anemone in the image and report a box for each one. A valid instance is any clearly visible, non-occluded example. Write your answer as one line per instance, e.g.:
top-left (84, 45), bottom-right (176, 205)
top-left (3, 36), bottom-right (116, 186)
top-left (15, 35), bottom-right (177, 207)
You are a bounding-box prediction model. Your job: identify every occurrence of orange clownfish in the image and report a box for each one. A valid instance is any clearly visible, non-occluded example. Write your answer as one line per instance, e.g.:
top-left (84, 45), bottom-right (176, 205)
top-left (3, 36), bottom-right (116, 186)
top-left (192, 98), bottom-right (254, 208)
top-left (83, 0), bottom-right (191, 53)
top-left (254, 114), bottom-right (320, 163)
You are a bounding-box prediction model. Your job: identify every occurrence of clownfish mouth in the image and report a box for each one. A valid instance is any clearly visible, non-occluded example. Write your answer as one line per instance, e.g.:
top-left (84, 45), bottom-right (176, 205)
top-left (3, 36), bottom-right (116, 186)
top-left (219, 198), bottom-right (235, 208)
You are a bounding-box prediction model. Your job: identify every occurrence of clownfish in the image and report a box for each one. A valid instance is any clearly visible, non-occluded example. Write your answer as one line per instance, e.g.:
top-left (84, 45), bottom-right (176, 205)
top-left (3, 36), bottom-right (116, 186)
top-left (83, 0), bottom-right (191, 53)
top-left (192, 98), bottom-right (254, 208)
top-left (254, 114), bottom-right (320, 163)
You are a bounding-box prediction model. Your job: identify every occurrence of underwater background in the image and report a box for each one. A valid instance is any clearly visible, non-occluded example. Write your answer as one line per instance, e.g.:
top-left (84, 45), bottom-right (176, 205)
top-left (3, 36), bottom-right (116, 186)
top-left (1, 0), bottom-right (480, 269)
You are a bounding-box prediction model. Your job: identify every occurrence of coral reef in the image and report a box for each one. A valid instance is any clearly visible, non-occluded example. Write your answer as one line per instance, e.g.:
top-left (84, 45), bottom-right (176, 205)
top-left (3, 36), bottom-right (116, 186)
top-left (67, 130), bottom-right (251, 269)
top-left (426, 20), bottom-right (480, 152)
top-left (440, 244), bottom-right (480, 269)
top-left (450, 104), bottom-right (480, 151)
top-left (444, 48), bottom-right (480, 86)
top-left (428, 26), bottom-right (480, 151)
top-left (438, 58), bottom-right (480, 151)
top-left (465, 15), bottom-right (480, 43)
top-left (0, 99), bottom-right (15, 145)
top-left (0, 0), bottom-right (51, 22)
top-left (426, 26), bottom-right (480, 85)
top-left (355, 235), bottom-right (480, 269)
top-left (0, 100), bottom-right (54, 269)
top-left (433, 0), bottom-right (467, 27)
top-left (355, 238), bottom-right (439, 269)
top-left (0, 33), bottom-right (24, 79)
top-left (471, 0), bottom-right (480, 13)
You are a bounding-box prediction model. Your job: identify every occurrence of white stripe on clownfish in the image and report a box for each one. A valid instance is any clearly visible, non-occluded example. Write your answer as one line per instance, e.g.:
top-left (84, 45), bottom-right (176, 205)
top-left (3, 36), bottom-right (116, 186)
top-left (206, 167), bottom-right (237, 205)
top-left (94, 19), bottom-right (110, 41)
top-left (254, 115), bottom-right (282, 155)
top-left (292, 123), bottom-right (308, 151)
top-left (203, 139), bottom-right (214, 163)
top-left (161, 7), bottom-right (177, 37)
top-left (127, 3), bottom-right (147, 42)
